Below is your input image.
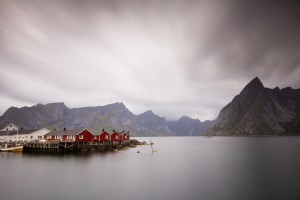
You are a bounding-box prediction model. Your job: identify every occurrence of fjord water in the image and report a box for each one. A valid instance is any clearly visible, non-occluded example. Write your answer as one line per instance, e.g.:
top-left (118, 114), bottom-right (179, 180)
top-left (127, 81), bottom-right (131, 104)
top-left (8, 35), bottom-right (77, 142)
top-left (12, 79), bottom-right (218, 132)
top-left (1, 137), bottom-right (300, 200)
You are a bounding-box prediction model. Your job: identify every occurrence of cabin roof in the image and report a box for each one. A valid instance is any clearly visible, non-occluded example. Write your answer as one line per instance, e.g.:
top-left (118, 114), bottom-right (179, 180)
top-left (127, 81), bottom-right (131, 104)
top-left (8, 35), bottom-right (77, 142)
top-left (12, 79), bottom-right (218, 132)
top-left (89, 130), bottom-right (110, 136)
top-left (0, 123), bottom-right (14, 129)
top-left (0, 129), bottom-right (37, 136)
top-left (46, 129), bottom-right (86, 136)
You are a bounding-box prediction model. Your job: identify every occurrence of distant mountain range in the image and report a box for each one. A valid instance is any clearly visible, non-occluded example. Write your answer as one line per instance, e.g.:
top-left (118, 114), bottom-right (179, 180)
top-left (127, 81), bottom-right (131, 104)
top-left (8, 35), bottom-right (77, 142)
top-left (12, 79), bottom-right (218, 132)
top-left (0, 102), bottom-right (211, 136)
top-left (206, 77), bottom-right (300, 135)
top-left (2, 77), bottom-right (299, 136)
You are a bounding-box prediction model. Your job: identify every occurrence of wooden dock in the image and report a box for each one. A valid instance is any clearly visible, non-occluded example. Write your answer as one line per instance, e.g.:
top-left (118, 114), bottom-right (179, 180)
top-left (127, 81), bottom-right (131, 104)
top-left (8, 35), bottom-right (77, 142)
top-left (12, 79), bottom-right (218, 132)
top-left (23, 140), bottom-right (134, 153)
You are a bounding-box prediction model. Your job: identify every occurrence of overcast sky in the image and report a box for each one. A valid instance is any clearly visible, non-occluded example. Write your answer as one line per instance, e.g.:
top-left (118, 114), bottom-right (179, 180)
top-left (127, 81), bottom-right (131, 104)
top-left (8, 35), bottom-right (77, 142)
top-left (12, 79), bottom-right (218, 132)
top-left (0, 0), bottom-right (299, 121)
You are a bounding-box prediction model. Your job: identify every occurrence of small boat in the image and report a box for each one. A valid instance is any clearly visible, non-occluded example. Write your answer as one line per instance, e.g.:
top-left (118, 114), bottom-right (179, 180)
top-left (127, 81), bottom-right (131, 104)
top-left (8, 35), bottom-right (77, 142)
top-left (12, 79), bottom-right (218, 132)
top-left (0, 144), bottom-right (23, 152)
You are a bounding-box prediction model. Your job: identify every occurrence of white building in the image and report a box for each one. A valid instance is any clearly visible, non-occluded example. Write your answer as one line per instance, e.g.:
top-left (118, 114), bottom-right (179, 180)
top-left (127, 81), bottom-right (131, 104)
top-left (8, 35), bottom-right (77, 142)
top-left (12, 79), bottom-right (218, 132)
top-left (0, 122), bottom-right (18, 131)
top-left (0, 128), bottom-right (51, 143)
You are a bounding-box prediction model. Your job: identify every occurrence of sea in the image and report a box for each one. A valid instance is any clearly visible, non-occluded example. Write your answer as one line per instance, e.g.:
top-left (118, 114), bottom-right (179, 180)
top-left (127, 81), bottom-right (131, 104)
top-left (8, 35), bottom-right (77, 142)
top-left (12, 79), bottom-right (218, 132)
top-left (1, 136), bottom-right (300, 200)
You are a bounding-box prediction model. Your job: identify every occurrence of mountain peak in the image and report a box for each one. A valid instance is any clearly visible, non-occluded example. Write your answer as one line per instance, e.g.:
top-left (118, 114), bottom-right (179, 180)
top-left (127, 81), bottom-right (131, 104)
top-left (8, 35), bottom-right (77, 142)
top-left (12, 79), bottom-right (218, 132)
top-left (240, 77), bottom-right (264, 96)
top-left (248, 77), bottom-right (263, 87)
top-left (107, 102), bottom-right (126, 109)
top-left (44, 102), bottom-right (68, 109)
top-left (139, 110), bottom-right (155, 116)
top-left (179, 116), bottom-right (192, 121)
top-left (46, 102), bottom-right (66, 106)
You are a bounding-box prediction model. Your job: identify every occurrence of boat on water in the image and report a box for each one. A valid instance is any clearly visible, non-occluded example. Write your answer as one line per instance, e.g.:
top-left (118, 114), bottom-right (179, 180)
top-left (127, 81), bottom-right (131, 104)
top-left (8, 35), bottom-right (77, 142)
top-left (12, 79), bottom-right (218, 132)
top-left (0, 144), bottom-right (23, 152)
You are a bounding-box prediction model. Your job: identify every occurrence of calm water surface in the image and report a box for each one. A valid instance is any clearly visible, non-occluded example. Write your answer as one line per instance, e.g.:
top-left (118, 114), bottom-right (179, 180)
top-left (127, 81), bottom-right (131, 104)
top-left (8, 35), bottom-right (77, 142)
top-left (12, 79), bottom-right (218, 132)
top-left (1, 137), bottom-right (300, 200)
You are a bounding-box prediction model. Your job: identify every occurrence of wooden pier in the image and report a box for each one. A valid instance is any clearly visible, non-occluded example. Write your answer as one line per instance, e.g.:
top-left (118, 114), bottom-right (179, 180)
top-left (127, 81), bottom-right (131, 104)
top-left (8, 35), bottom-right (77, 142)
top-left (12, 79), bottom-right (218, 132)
top-left (23, 140), bottom-right (134, 153)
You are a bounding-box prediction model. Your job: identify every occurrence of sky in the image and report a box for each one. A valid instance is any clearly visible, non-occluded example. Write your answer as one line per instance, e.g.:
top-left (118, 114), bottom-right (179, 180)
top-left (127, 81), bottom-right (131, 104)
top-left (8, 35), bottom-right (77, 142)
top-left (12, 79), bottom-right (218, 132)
top-left (0, 0), bottom-right (300, 121)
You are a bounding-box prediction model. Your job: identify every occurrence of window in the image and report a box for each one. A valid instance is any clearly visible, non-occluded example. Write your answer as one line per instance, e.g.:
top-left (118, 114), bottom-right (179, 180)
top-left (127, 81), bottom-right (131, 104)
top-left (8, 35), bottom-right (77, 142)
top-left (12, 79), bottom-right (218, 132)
top-left (55, 135), bottom-right (61, 139)
top-left (31, 136), bottom-right (33, 139)
top-left (115, 135), bottom-right (118, 139)
top-left (10, 125), bottom-right (12, 127)
top-left (67, 135), bottom-right (73, 139)
top-left (79, 135), bottom-right (84, 139)
top-left (105, 135), bottom-right (108, 139)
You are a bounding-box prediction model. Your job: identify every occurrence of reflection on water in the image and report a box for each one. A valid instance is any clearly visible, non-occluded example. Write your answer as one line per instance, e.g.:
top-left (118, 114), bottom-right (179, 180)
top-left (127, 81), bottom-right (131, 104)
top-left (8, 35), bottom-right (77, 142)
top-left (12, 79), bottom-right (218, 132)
top-left (1, 137), bottom-right (300, 200)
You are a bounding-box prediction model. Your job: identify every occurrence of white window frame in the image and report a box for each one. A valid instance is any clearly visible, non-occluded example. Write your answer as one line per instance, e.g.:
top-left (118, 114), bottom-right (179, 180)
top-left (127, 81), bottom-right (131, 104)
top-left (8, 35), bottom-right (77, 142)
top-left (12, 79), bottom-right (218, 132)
top-left (79, 135), bottom-right (84, 139)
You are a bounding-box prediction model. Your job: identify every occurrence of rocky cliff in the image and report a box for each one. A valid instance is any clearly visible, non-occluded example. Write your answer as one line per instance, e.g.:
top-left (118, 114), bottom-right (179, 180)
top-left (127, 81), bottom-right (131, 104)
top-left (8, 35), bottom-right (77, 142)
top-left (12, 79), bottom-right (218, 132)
top-left (206, 77), bottom-right (300, 135)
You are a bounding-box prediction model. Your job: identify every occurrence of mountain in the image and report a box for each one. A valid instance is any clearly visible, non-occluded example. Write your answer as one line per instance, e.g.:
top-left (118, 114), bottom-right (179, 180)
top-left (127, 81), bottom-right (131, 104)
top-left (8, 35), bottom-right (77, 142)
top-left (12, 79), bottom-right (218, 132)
top-left (206, 77), bottom-right (300, 135)
top-left (167, 116), bottom-right (212, 136)
top-left (0, 102), bottom-right (210, 136)
top-left (137, 110), bottom-right (175, 136)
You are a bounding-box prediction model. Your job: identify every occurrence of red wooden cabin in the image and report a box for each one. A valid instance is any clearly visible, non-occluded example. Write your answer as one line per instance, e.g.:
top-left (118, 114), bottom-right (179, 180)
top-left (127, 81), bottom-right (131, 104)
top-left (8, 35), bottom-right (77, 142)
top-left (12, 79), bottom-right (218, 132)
top-left (126, 131), bottom-right (130, 141)
top-left (45, 129), bottom-right (77, 141)
top-left (123, 131), bottom-right (130, 143)
top-left (75, 129), bottom-right (94, 142)
top-left (118, 131), bottom-right (123, 143)
top-left (45, 129), bottom-right (94, 142)
top-left (111, 130), bottom-right (120, 145)
top-left (91, 129), bottom-right (110, 144)
top-left (100, 129), bottom-right (110, 144)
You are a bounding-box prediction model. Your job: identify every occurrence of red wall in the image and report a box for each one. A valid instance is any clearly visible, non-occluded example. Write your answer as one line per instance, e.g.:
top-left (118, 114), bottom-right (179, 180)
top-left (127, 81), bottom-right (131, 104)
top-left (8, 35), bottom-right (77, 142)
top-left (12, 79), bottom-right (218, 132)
top-left (45, 135), bottom-right (58, 140)
top-left (93, 135), bottom-right (99, 142)
top-left (120, 133), bottom-right (125, 141)
top-left (123, 133), bottom-right (130, 141)
top-left (111, 132), bottom-right (120, 141)
top-left (62, 135), bottom-right (68, 140)
top-left (100, 131), bottom-right (110, 141)
top-left (45, 130), bottom-right (129, 142)
top-left (75, 130), bottom-right (94, 142)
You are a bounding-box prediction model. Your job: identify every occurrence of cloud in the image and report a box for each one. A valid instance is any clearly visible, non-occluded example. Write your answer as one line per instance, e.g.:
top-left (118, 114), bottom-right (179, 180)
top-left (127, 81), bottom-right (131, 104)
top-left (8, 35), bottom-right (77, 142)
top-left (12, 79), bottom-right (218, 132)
top-left (0, 0), bottom-right (299, 120)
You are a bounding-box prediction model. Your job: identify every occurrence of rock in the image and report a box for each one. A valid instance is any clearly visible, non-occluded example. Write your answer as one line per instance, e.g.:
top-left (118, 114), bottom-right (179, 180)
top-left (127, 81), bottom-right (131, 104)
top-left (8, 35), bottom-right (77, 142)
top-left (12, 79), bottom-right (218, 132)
top-left (206, 77), bottom-right (300, 135)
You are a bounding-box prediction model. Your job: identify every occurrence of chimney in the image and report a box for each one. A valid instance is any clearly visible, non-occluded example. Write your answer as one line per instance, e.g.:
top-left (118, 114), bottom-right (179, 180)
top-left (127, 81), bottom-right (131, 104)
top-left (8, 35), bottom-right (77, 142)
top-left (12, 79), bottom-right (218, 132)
top-left (54, 129), bottom-right (56, 130)
top-left (102, 129), bottom-right (104, 132)
top-left (113, 130), bottom-right (115, 132)
top-left (63, 128), bottom-right (66, 131)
